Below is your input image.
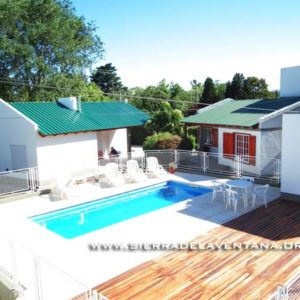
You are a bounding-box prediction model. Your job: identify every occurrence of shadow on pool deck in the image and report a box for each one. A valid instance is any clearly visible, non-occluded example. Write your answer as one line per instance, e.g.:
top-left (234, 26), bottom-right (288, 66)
top-left (173, 171), bottom-right (281, 228)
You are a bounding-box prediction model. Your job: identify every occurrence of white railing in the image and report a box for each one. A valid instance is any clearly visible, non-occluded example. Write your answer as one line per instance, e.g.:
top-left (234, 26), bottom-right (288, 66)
top-left (0, 231), bottom-right (107, 300)
top-left (98, 151), bottom-right (145, 172)
top-left (97, 150), bottom-right (281, 183)
top-left (0, 167), bottom-right (39, 197)
top-left (269, 271), bottom-right (300, 299)
top-left (0, 150), bottom-right (280, 199)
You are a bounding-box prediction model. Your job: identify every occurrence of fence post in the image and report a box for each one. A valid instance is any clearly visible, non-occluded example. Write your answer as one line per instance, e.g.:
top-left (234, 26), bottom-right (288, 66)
top-left (234, 155), bottom-right (242, 178)
top-left (174, 149), bottom-right (177, 165)
top-left (276, 285), bottom-right (288, 300)
top-left (9, 238), bottom-right (18, 288)
top-left (33, 255), bottom-right (43, 300)
top-left (275, 159), bottom-right (281, 184)
top-left (202, 152), bottom-right (207, 173)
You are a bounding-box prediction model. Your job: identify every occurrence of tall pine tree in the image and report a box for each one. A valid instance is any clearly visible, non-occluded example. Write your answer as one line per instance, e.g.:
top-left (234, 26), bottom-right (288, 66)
top-left (91, 63), bottom-right (124, 94)
top-left (202, 77), bottom-right (218, 104)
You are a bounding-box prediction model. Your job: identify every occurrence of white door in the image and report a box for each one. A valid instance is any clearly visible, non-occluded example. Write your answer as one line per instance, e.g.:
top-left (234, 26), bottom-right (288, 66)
top-left (10, 145), bottom-right (28, 170)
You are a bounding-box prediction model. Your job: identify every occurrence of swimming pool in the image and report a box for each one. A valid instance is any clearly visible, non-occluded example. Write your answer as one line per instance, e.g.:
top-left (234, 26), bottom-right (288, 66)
top-left (31, 181), bottom-right (212, 239)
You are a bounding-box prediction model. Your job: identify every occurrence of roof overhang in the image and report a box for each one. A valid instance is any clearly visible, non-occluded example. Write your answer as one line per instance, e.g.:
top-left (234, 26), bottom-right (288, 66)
top-left (183, 122), bottom-right (258, 130)
top-left (2, 99), bottom-right (38, 131)
top-left (258, 100), bottom-right (300, 125)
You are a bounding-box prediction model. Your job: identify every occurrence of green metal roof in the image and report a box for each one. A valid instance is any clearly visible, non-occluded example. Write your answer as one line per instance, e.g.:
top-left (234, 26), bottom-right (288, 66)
top-left (182, 97), bottom-right (300, 127)
top-left (9, 101), bottom-right (150, 136)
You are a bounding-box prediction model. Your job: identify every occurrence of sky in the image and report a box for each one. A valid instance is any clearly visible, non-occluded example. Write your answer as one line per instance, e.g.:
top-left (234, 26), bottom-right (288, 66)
top-left (72, 0), bottom-right (300, 90)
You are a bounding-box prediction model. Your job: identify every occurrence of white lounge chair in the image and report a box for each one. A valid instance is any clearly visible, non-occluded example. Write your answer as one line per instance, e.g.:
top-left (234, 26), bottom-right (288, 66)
top-left (252, 184), bottom-right (269, 208)
top-left (104, 163), bottom-right (125, 187)
top-left (51, 174), bottom-right (100, 201)
top-left (146, 157), bottom-right (167, 178)
top-left (126, 160), bottom-right (147, 183)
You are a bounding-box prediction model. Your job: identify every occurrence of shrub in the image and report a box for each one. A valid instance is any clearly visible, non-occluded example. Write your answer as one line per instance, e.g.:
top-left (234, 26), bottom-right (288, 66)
top-left (143, 132), bottom-right (182, 150)
top-left (179, 135), bottom-right (196, 150)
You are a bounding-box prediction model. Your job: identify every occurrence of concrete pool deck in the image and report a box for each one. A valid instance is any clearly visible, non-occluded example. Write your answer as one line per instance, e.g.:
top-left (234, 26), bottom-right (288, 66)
top-left (0, 172), bottom-right (280, 300)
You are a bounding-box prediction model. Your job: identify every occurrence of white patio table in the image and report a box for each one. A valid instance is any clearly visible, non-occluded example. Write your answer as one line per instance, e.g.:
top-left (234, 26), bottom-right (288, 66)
top-left (225, 179), bottom-right (253, 206)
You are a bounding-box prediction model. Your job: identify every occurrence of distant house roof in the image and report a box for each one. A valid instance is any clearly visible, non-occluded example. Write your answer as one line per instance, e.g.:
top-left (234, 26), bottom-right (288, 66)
top-left (9, 101), bottom-right (150, 136)
top-left (182, 97), bottom-right (300, 127)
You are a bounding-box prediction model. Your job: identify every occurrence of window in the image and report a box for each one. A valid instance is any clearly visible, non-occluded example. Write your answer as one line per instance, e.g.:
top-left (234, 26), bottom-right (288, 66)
top-left (203, 128), bottom-right (218, 146)
top-left (235, 134), bottom-right (250, 162)
top-left (203, 128), bottom-right (212, 145)
top-left (223, 132), bottom-right (256, 166)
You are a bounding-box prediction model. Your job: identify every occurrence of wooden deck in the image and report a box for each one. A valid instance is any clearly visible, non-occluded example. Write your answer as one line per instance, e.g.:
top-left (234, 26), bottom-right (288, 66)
top-left (93, 199), bottom-right (300, 300)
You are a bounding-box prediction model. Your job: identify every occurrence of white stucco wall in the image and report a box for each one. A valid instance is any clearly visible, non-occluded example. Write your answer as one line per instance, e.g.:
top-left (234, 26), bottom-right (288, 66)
top-left (97, 128), bottom-right (128, 157)
top-left (0, 100), bottom-right (38, 171)
top-left (280, 66), bottom-right (300, 97)
top-left (261, 130), bottom-right (281, 158)
top-left (260, 130), bottom-right (282, 176)
top-left (281, 114), bottom-right (300, 196)
top-left (36, 132), bottom-right (98, 184)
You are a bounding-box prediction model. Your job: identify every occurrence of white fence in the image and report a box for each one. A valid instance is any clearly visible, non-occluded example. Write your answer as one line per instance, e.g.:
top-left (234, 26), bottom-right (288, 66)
top-left (98, 152), bottom-right (145, 172)
top-left (0, 167), bottom-right (39, 197)
top-left (0, 150), bottom-right (280, 199)
top-left (0, 231), bottom-right (107, 300)
top-left (143, 150), bottom-right (281, 183)
top-left (98, 150), bottom-right (281, 183)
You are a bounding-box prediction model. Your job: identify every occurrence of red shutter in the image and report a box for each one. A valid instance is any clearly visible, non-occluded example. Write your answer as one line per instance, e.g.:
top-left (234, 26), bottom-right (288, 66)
top-left (249, 135), bottom-right (256, 166)
top-left (212, 128), bottom-right (218, 147)
top-left (223, 133), bottom-right (234, 159)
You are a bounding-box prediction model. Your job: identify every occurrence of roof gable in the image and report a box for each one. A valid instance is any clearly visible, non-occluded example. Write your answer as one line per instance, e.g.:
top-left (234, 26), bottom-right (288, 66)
top-left (9, 101), bottom-right (149, 136)
top-left (182, 97), bottom-right (300, 127)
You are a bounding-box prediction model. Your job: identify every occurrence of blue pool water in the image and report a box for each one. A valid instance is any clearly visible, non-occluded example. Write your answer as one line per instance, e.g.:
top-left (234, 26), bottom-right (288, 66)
top-left (31, 181), bottom-right (212, 239)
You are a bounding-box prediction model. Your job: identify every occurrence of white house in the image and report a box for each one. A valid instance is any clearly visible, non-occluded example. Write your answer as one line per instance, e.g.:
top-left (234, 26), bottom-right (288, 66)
top-left (0, 97), bottom-right (149, 185)
top-left (280, 65), bottom-right (300, 201)
top-left (182, 67), bottom-right (300, 177)
top-left (281, 114), bottom-right (300, 201)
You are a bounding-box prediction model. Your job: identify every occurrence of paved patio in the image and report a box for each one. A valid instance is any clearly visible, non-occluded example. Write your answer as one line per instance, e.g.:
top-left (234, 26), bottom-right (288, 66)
top-left (0, 172), bottom-right (280, 300)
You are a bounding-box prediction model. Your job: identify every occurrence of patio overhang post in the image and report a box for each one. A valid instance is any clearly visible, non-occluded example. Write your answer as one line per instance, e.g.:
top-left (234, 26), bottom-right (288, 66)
top-left (184, 124), bottom-right (188, 138)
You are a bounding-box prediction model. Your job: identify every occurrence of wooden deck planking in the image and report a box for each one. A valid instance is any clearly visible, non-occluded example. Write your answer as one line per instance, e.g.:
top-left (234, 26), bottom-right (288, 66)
top-left (93, 199), bottom-right (300, 300)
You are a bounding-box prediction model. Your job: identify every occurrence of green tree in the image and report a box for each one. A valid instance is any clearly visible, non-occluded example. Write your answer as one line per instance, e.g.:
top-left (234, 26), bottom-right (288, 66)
top-left (91, 63), bottom-right (125, 94)
top-left (202, 77), bottom-right (218, 104)
top-left (129, 80), bottom-right (171, 114)
top-left (169, 82), bottom-right (196, 111)
top-left (0, 0), bottom-right (103, 101)
top-left (225, 73), bottom-right (245, 99)
top-left (215, 82), bottom-right (226, 100)
top-left (225, 74), bottom-right (277, 100)
top-left (243, 76), bottom-right (271, 99)
top-left (129, 80), bottom-right (198, 115)
top-left (145, 101), bottom-right (183, 135)
top-left (36, 74), bottom-right (104, 102)
top-left (190, 79), bottom-right (203, 102)
top-left (224, 81), bottom-right (231, 99)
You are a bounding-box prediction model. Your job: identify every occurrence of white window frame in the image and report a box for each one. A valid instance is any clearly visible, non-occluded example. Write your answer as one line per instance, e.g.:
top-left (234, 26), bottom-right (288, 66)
top-left (235, 134), bottom-right (250, 163)
top-left (204, 128), bottom-right (212, 145)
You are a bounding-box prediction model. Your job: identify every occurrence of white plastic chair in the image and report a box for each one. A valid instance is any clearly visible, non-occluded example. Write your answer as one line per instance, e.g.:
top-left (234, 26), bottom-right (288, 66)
top-left (146, 157), bottom-right (167, 178)
top-left (225, 188), bottom-right (247, 212)
top-left (241, 176), bottom-right (255, 183)
top-left (252, 184), bottom-right (269, 208)
top-left (241, 176), bottom-right (255, 198)
top-left (126, 160), bottom-right (147, 183)
top-left (104, 163), bottom-right (125, 187)
top-left (212, 180), bottom-right (225, 203)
